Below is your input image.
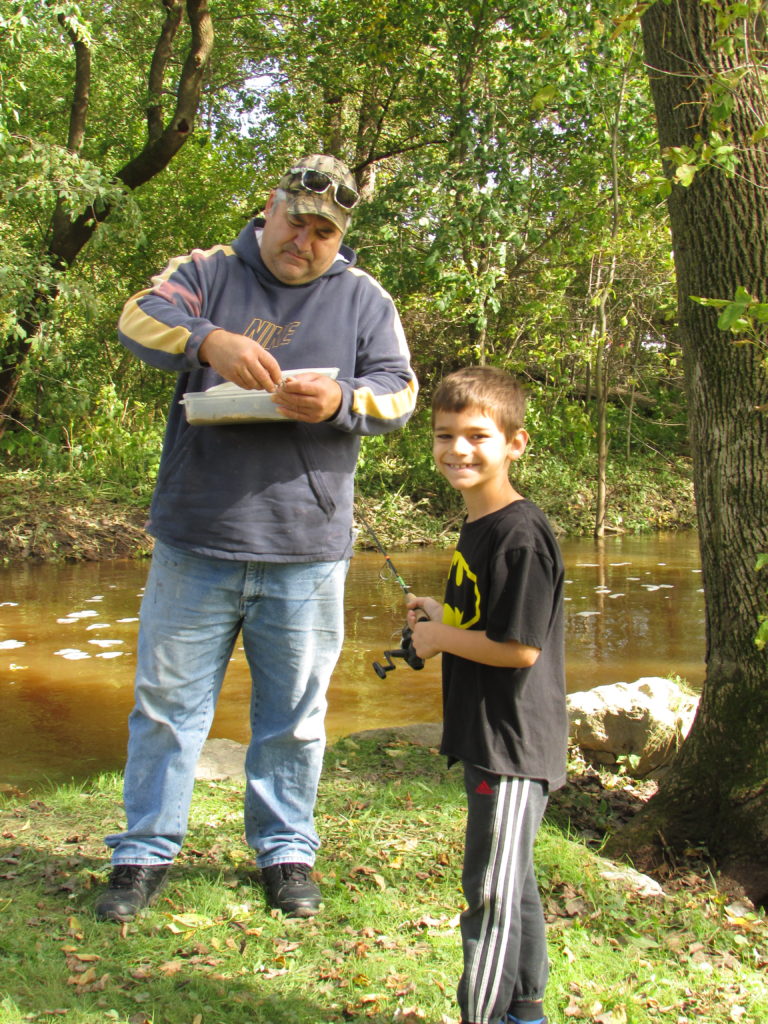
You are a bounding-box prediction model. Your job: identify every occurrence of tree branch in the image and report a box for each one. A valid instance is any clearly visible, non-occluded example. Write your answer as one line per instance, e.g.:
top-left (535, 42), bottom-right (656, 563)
top-left (353, 136), bottom-right (450, 177)
top-left (119, 0), bottom-right (214, 191)
top-left (48, 0), bottom-right (214, 268)
top-left (147, 0), bottom-right (184, 143)
top-left (59, 15), bottom-right (90, 154)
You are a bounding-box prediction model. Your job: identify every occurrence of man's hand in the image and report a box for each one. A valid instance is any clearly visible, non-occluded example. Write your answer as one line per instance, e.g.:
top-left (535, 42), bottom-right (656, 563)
top-left (272, 373), bottom-right (343, 423)
top-left (199, 329), bottom-right (283, 391)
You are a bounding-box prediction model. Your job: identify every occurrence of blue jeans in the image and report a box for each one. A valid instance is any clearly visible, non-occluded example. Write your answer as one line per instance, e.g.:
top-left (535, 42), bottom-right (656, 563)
top-left (105, 539), bottom-right (347, 868)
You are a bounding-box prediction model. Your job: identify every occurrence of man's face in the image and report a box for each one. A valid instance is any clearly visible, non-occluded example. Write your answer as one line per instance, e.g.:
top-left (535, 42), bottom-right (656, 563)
top-left (259, 192), bottom-right (343, 285)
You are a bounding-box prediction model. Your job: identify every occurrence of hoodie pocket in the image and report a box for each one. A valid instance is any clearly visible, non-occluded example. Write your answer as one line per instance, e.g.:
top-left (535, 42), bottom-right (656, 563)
top-left (295, 424), bottom-right (337, 519)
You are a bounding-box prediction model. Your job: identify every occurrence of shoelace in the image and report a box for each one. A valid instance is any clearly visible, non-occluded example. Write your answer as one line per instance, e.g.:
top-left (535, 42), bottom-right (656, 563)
top-left (280, 864), bottom-right (310, 882)
top-left (110, 864), bottom-right (142, 887)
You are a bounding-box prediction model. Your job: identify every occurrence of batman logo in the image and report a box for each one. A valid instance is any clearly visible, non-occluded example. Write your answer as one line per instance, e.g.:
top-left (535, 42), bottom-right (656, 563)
top-left (443, 550), bottom-right (482, 629)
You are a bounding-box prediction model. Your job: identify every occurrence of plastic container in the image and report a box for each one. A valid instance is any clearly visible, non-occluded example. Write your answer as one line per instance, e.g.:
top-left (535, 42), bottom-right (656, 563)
top-left (181, 368), bottom-right (339, 425)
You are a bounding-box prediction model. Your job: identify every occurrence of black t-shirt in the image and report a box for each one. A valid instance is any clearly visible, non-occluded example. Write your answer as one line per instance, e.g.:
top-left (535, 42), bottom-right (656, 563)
top-left (440, 499), bottom-right (567, 789)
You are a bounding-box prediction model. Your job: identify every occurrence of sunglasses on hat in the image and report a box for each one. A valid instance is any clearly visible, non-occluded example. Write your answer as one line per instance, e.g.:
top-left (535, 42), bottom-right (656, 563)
top-left (288, 167), bottom-right (360, 211)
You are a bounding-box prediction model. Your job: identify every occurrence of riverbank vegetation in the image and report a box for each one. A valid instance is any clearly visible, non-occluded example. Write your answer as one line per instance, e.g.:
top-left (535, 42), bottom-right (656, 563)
top-left (0, 412), bottom-right (695, 562)
top-left (0, 379), bottom-right (695, 563)
top-left (1, 738), bottom-right (766, 1024)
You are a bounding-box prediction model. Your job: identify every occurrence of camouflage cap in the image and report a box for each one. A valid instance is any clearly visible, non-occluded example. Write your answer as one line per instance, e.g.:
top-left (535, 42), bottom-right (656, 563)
top-left (277, 154), bottom-right (359, 234)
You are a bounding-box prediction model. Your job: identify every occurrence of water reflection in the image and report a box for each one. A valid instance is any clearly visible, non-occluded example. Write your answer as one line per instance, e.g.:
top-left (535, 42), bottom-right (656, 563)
top-left (0, 533), bottom-right (705, 789)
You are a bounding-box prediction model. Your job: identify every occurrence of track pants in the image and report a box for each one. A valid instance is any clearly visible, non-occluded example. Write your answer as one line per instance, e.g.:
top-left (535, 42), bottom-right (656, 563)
top-left (458, 766), bottom-right (549, 1024)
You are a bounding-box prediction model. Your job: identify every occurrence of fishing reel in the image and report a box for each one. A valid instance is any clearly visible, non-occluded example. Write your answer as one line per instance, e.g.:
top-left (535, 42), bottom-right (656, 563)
top-left (372, 618), bottom-right (427, 678)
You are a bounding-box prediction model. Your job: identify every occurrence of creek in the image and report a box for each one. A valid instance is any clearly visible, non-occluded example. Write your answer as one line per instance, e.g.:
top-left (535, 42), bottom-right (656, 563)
top-left (0, 531), bottom-right (704, 790)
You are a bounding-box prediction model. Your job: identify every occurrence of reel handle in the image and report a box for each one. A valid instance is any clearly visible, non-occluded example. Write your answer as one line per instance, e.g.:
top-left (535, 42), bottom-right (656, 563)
top-left (372, 617), bottom-right (429, 678)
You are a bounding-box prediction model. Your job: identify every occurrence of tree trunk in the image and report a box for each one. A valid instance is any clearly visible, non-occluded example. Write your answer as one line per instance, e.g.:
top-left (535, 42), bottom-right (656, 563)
top-left (593, 334), bottom-right (608, 537)
top-left (0, 0), bottom-right (214, 435)
top-left (607, 0), bottom-right (768, 905)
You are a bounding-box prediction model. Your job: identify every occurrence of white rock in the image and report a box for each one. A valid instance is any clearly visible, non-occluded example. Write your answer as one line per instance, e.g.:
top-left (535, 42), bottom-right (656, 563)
top-left (567, 677), bottom-right (699, 774)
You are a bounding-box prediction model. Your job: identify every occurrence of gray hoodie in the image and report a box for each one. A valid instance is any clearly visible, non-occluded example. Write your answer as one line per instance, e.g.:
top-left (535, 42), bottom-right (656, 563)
top-left (118, 219), bottom-right (417, 561)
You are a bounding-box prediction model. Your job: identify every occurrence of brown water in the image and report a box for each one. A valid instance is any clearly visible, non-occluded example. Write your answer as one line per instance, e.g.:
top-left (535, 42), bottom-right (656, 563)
top-left (0, 532), bottom-right (704, 790)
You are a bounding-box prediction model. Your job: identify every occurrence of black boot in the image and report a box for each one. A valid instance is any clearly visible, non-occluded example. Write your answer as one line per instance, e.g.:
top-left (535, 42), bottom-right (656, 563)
top-left (95, 864), bottom-right (170, 922)
top-left (261, 862), bottom-right (322, 917)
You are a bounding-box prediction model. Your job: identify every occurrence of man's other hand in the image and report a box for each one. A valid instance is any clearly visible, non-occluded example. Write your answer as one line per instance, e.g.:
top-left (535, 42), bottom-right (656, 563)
top-left (272, 373), bottom-right (343, 423)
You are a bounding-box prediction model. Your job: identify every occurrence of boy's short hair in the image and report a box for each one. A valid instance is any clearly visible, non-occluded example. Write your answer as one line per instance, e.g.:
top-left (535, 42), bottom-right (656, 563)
top-left (431, 366), bottom-right (527, 439)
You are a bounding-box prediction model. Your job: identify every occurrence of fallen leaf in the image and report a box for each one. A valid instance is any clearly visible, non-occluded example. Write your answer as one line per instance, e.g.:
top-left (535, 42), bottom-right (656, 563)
top-left (564, 897), bottom-right (589, 916)
top-left (169, 913), bottom-right (214, 929)
top-left (274, 939), bottom-right (300, 955)
top-left (392, 1007), bottom-right (426, 1022)
top-left (158, 960), bottom-right (184, 975)
top-left (564, 992), bottom-right (582, 1017)
top-left (67, 967), bottom-right (97, 987)
top-left (595, 1007), bottom-right (628, 1024)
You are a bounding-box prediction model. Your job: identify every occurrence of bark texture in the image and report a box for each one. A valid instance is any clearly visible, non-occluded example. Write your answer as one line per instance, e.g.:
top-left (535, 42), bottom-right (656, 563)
top-left (609, 0), bottom-right (768, 905)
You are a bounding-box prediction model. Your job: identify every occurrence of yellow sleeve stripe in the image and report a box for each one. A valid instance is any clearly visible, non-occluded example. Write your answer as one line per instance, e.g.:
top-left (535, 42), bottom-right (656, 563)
top-left (118, 244), bottom-right (235, 355)
top-left (150, 244), bottom-right (235, 287)
top-left (351, 376), bottom-right (418, 421)
top-left (119, 290), bottom-right (192, 355)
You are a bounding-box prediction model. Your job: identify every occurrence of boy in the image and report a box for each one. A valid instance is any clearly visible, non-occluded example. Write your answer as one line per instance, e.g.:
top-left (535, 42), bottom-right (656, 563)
top-left (407, 366), bottom-right (566, 1024)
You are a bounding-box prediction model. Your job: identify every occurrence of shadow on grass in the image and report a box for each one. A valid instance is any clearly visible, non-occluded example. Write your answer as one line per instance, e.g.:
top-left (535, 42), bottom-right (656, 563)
top-left (0, 846), bottom-right (355, 1023)
top-left (546, 760), bottom-right (655, 848)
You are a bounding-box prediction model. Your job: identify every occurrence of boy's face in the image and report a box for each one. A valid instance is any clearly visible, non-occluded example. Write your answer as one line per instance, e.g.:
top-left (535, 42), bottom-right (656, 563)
top-left (432, 407), bottom-right (528, 500)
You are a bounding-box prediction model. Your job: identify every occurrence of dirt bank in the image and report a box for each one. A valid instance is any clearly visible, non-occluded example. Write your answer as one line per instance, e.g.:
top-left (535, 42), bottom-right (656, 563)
top-left (0, 476), bottom-right (152, 563)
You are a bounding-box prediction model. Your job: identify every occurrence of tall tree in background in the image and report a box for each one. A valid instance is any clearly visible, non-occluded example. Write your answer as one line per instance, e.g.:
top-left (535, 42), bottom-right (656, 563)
top-left (0, 1), bottom-right (214, 434)
top-left (609, 0), bottom-right (768, 903)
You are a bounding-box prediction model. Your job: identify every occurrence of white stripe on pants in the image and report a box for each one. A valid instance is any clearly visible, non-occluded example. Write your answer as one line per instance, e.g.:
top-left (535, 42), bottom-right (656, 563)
top-left (459, 767), bottom-right (549, 1024)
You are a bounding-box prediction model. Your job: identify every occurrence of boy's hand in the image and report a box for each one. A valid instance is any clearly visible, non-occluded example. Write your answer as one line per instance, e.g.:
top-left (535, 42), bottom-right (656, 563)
top-left (406, 595), bottom-right (442, 625)
top-left (406, 596), bottom-right (443, 660)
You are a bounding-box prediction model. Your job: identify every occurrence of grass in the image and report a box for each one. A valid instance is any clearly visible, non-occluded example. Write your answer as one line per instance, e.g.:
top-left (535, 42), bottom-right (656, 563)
top-left (1, 738), bottom-right (766, 1024)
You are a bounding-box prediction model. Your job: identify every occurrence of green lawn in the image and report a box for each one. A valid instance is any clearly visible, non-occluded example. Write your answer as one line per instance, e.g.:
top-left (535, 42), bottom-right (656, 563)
top-left (0, 738), bottom-right (765, 1024)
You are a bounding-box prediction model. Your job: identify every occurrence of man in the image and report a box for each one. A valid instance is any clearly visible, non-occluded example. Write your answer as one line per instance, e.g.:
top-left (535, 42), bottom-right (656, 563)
top-left (96, 155), bottom-right (417, 922)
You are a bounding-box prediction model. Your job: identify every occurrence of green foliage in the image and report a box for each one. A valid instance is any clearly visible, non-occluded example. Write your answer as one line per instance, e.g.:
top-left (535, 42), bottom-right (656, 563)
top-left (354, 381), bottom-right (694, 538)
top-left (0, 0), bottom-right (691, 540)
top-left (1, 359), bottom-right (166, 498)
top-left (691, 287), bottom-right (768, 381)
top-left (756, 553), bottom-right (768, 652)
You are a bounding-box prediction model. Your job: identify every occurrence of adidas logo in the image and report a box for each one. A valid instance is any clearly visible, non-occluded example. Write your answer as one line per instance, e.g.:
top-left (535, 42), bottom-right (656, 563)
top-left (475, 779), bottom-right (495, 796)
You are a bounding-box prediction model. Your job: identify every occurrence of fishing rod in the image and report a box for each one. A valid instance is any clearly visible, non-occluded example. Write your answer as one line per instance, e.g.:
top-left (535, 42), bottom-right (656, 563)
top-left (355, 504), bottom-right (412, 598)
top-left (355, 504), bottom-right (427, 678)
